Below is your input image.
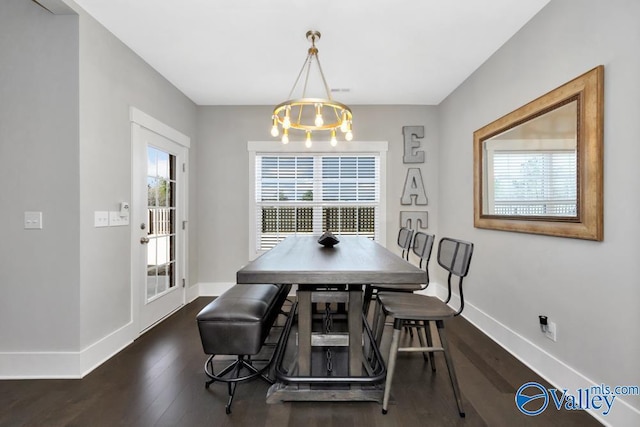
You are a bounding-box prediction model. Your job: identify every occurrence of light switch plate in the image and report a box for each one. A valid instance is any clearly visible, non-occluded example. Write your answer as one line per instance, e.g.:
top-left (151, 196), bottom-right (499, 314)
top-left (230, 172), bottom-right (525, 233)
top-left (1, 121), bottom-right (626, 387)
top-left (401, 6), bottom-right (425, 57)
top-left (109, 211), bottom-right (129, 226)
top-left (24, 211), bottom-right (43, 229)
top-left (94, 211), bottom-right (109, 227)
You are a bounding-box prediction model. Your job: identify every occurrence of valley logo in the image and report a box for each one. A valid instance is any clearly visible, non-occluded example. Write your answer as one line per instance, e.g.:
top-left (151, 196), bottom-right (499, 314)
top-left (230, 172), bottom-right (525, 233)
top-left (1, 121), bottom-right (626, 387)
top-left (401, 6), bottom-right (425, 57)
top-left (515, 381), bottom-right (617, 417)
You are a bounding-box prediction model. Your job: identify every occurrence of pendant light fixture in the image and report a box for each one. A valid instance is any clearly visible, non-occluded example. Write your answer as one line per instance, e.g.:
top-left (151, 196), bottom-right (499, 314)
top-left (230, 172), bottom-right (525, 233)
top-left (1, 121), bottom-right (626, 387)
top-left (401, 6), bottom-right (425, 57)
top-left (270, 31), bottom-right (353, 147)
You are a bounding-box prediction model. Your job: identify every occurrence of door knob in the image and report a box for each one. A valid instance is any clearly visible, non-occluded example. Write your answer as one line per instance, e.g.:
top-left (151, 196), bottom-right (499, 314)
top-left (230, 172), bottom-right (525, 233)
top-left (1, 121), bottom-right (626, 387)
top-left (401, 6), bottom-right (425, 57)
top-left (140, 237), bottom-right (150, 244)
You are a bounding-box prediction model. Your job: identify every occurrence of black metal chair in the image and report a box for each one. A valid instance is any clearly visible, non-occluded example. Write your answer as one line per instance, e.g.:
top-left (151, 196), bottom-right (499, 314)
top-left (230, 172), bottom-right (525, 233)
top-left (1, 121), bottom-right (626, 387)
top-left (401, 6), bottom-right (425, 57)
top-left (363, 230), bottom-right (434, 316)
top-left (377, 237), bottom-right (474, 417)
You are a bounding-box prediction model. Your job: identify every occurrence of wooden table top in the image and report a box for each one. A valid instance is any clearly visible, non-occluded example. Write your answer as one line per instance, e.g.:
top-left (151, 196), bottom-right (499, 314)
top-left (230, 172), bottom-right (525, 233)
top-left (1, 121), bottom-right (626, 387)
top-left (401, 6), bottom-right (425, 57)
top-left (237, 235), bottom-right (428, 285)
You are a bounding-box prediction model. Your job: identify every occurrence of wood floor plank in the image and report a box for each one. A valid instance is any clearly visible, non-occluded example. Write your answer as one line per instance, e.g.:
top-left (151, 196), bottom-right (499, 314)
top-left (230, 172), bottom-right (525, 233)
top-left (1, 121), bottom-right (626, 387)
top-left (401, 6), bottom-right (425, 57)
top-left (0, 298), bottom-right (603, 427)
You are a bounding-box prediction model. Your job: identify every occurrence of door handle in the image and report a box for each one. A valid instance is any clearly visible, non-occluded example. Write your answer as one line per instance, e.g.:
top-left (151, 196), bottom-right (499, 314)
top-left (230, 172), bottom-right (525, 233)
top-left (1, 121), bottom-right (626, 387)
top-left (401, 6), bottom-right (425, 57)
top-left (140, 237), bottom-right (150, 244)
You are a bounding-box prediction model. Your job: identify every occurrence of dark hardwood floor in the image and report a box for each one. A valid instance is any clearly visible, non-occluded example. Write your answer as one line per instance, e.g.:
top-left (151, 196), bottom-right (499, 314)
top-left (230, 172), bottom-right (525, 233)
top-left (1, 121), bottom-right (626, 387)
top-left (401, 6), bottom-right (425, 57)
top-left (0, 297), bottom-right (601, 427)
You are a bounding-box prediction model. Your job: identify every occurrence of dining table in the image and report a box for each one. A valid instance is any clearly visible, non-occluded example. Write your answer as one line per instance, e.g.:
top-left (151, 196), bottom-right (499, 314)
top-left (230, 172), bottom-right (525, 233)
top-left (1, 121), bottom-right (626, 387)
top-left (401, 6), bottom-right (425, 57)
top-left (236, 235), bottom-right (428, 402)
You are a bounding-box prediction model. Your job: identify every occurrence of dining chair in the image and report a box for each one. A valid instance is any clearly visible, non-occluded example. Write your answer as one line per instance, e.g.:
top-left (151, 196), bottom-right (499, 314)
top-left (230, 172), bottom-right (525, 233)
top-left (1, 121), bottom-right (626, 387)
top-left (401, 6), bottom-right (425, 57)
top-left (377, 237), bottom-right (474, 417)
top-left (362, 231), bottom-right (434, 317)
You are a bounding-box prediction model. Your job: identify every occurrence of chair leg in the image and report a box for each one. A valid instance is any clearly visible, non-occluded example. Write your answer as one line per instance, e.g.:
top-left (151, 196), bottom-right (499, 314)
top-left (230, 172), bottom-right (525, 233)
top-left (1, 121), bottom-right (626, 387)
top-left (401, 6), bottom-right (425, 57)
top-left (406, 325), bottom-right (414, 338)
top-left (205, 355), bottom-right (238, 389)
top-left (415, 321), bottom-right (428, 362)
top-left (371, 301), bottom-right (385, 347)
top-left (225, 357), bottom-right (244, 414)
top-left (423, 321), bottom-right (436, 372)
top-left (436, 320), bottom-right (465, 417)
top-left (382, 323), bottom-right (402, 414)
top-left (367, 303), bottom-right (385, 371)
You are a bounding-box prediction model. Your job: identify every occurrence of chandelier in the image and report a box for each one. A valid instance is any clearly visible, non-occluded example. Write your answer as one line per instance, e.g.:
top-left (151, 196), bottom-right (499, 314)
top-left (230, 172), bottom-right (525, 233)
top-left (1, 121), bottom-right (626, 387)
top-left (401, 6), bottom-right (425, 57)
top-left (270, 30), bottom-right (353, 147)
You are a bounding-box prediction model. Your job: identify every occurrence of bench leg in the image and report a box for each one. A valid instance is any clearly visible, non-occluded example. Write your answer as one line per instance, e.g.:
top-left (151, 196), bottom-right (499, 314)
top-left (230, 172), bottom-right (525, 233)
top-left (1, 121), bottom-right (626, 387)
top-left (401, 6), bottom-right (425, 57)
top-left (204, 355), bottom-right (275, 414)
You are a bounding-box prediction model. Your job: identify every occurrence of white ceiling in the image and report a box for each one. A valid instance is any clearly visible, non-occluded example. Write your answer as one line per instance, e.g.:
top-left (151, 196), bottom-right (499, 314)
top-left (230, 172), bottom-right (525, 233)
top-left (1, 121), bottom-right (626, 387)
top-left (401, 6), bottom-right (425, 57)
top-left (71, 0), bottom-right (550, 106)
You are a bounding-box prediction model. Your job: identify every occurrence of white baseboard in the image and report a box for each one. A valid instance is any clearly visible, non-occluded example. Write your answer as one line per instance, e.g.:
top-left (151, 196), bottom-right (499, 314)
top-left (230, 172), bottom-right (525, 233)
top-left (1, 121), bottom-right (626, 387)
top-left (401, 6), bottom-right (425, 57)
top-left (0, 351), bottom-right (81, 379)
top-left (428, 282), bottom-right (640, 427)
top-left (79, 320), bottom-right (135, 377)
top-left (0, 321), bottom-right (135, 379)
top-left (0, 283), bottom-right (231, 379)
top-left (186, 282), bottom-right (200, 303)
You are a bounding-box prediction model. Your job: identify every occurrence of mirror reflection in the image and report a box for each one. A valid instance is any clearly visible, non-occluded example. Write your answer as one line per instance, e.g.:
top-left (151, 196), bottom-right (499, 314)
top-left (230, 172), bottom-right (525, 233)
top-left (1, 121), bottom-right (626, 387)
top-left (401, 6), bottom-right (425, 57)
top-left (482, 100), bottom-right (578, 218)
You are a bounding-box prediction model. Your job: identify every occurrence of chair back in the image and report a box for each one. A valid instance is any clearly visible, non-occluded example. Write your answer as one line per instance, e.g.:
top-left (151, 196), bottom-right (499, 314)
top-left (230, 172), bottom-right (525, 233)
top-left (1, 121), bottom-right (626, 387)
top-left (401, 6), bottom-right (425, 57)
top-left (437, 237), bottom-right (473, 277)
top-left (412, 232), bottom-right (435, 269)
top-left (397, 227), bottom-right (414, 261)
top-left (437, 237), bottom-right (474, 315)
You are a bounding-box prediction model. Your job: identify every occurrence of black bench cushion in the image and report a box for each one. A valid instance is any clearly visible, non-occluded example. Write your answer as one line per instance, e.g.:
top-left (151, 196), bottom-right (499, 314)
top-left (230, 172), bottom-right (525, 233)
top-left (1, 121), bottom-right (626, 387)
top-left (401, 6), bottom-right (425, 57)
top-left (197, 284), bottom-right (289, 356)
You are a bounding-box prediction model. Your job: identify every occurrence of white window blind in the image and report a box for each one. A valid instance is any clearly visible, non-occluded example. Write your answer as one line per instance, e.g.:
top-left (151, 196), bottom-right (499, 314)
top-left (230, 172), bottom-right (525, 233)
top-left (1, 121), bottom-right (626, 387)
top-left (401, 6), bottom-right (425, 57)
top-left (491, 150), bottom-right (577, 216)
top-left (256, 154), bottom-right (380, 250)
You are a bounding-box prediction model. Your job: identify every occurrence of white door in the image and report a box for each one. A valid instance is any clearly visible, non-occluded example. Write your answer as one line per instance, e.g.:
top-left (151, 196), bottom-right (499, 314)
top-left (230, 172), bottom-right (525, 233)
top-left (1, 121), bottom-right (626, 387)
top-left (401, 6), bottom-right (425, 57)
top-left (132, 124), bottom-right (187, 333)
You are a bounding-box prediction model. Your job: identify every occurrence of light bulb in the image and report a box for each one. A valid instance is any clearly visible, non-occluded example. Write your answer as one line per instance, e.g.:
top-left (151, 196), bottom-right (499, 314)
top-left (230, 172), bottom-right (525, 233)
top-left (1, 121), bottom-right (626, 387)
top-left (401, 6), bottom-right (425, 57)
top-left (330, 130), bottom-right (337, 147)
top-left (345, 130), bottom-right (353, 141)
top-left (340, 111), bottom-right (348, 132)
top-left (314, 104), bottom-right (324, 127)
top-left (305, 131), bottom-right (312, 148)
top-left (270, 125), bottom-right (279, 137)
top-left (283, 107), bottom-right (291, 129)
top-left (281, 129), bottom-right (289, 144)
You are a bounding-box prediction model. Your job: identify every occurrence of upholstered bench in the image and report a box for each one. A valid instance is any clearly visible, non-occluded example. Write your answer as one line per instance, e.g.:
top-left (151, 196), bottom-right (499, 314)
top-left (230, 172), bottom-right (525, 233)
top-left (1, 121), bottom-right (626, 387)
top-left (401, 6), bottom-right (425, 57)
top-left (196, 284), bottom-right (291, 414)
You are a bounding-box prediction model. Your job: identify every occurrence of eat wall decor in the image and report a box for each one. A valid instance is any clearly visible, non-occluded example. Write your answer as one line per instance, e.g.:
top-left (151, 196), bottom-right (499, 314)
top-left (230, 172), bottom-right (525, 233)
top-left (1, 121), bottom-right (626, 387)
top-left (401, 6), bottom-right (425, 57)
top-left (400, 126), bottom-right (428, 230)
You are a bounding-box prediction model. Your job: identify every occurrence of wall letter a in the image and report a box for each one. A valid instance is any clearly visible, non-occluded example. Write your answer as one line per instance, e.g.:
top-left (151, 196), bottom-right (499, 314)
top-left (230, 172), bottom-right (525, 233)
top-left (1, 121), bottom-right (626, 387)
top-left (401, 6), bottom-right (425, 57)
top-left (401, 168), bottom-right (428, 205)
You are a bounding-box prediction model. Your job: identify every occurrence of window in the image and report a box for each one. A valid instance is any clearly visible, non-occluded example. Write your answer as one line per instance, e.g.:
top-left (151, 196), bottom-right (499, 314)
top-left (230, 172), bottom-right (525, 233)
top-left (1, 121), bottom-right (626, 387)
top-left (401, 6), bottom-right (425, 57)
top-left (249, 141), bottom-right (387, 255)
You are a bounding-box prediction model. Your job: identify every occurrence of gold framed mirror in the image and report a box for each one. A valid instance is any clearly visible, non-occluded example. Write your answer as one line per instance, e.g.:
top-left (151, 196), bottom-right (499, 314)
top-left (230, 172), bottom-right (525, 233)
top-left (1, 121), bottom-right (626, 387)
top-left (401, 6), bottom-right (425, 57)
top-left (473, 66), bottom-right (603, 240)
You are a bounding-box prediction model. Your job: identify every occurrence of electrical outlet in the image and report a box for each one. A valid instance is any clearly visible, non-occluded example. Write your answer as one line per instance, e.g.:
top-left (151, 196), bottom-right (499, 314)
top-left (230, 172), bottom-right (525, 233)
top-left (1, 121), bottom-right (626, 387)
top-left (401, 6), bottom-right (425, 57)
top-left (545, 321), bottom-right (557, 342)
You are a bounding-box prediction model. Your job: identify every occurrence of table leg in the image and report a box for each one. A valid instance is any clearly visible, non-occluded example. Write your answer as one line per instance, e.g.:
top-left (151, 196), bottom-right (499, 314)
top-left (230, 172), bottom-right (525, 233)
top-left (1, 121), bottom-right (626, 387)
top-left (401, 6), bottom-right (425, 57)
top-left (297, 288), bottom-right (312, 376)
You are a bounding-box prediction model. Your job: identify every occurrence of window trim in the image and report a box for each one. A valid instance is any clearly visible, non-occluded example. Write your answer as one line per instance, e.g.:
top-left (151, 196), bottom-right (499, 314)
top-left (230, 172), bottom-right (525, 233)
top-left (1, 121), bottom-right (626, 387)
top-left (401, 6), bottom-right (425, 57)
top-left (248, 140), bottom-right (388, 259)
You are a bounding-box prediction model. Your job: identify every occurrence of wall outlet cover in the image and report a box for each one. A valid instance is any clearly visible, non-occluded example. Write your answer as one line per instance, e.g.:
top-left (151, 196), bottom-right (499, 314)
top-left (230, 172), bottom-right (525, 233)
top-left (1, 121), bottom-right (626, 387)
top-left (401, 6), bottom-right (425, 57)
top-left (545, 321), bottom-right (557, 342)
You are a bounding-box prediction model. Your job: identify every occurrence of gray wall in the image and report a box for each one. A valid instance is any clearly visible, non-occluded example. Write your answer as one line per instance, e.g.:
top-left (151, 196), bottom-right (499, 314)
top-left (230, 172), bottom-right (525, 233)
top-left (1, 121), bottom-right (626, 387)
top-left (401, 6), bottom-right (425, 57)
top-left (0, 0), bottom-right (80, 351)
top-left (196, 105), bottom-right (437, 284)
top-left (0, 0), bottom-right (198, 363)
top-left (75, 4), bottom-right (198, 348)
top-left (438, 0), bottom-right (640, 413)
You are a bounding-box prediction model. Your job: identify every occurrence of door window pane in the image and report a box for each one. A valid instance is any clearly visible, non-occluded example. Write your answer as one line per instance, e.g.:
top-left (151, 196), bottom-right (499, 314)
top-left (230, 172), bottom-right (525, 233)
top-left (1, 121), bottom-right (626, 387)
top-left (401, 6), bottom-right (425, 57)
top-left (146, 146), bottom-right (178, 301)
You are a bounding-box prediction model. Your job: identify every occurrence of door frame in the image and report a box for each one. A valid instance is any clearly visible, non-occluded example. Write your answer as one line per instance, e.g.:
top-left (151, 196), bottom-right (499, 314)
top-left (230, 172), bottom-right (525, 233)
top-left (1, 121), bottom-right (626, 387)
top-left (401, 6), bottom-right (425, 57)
top-left (130, 107), bottom-right (190, 334)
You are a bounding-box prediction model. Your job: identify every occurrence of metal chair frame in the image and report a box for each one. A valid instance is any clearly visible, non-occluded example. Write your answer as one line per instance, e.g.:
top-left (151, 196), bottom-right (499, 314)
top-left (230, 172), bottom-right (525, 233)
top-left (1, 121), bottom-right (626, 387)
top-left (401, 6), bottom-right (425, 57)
top-left (377, 237), bottom-right (474, 417)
